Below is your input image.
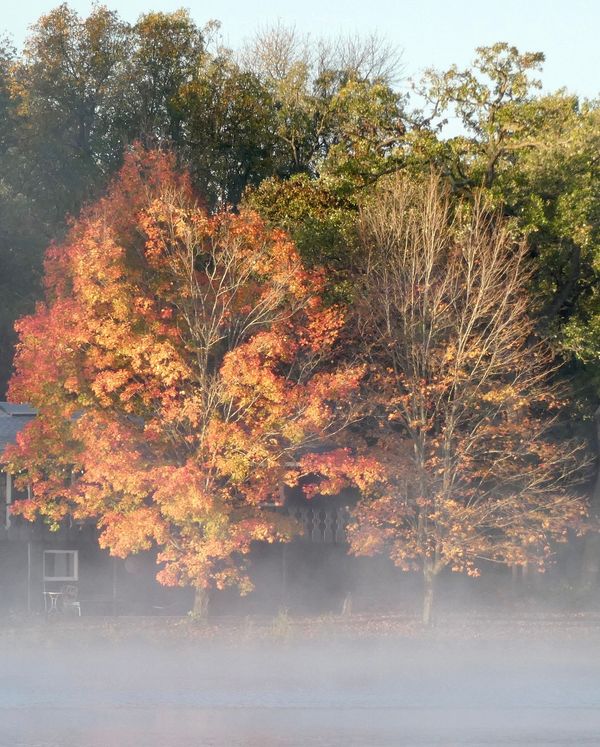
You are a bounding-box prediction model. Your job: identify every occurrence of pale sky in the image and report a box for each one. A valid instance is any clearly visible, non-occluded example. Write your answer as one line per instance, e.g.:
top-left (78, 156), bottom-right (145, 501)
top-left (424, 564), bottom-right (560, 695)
top-left (3, 0), bottom-right (599, 100)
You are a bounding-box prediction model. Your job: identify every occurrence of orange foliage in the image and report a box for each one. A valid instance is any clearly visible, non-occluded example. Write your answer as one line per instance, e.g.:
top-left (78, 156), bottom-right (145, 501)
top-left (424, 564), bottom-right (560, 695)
top-left (4, 146), bottom-right (365, 593)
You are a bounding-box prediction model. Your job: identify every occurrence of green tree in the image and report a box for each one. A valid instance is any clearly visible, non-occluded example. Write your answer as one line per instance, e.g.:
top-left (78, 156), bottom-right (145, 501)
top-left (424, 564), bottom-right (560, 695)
top-left (416, 43), bottom-right (544, 186)
top-left (414, 43), bottom-right (600, 357)
top-left (15, 3), bottom-right (130, 217)
top-left (241, 25), bottom-right (405, 288)
top-left (0, 36), bottom-right (44, 395)
top-left (244, 174), bottom-right (359, 299)
top-left (123, 10), bottom-right (206, 147)
top-left (181, 52), bottom-right (277, 207)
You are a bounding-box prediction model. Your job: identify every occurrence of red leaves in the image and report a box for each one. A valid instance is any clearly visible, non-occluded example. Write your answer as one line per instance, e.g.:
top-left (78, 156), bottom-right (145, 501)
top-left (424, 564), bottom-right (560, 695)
top-left (296, 449), bottom-right (386, 498)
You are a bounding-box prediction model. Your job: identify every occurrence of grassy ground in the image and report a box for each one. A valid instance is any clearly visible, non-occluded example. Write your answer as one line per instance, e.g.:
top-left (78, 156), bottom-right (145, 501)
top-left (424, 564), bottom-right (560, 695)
top-left (3, 608), bottom-right (600, 647)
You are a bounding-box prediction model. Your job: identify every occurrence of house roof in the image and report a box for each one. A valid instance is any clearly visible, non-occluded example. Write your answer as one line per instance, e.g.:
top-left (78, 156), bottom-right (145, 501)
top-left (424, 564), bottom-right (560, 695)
top-left (0, 402), bottom-right (36, 457)
top-left (0, 403), bottom-right (37, 417)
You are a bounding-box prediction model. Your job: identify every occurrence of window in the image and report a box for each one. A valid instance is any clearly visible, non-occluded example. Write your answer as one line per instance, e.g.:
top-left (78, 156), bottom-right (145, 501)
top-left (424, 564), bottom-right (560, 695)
top-left (43, 550), bottom-right (78, 582)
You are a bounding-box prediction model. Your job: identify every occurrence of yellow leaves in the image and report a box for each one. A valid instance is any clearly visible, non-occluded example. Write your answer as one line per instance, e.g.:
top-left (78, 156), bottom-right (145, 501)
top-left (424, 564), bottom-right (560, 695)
top-left (442, 343), bottom-right (456, 363)
top-left (152, 464), bottom-right (215, 523)
top-left (300, 305), bottom-right (345, 351)
top-left (350, 528), bottom-right (387, 557)
top-left (90, 369), bottom-right (133, 405)
top-left (480, 384), bottom-right (522, 406)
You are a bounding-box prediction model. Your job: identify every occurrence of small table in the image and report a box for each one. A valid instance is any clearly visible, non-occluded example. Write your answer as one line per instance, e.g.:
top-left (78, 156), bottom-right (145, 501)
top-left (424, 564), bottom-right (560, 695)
top-left (43, 591), bottom-right (63, 613)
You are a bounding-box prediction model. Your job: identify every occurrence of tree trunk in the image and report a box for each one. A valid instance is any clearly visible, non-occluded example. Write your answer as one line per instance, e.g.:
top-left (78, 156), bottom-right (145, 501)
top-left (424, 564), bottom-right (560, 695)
top-left (580, 406), bottom-right (600, 595)
top-left (341, 592), bottom-right (353, 617)
top-left (192, 586), bottom-right (209, 619)
top-left (422, 565), bottom-right (437, 627)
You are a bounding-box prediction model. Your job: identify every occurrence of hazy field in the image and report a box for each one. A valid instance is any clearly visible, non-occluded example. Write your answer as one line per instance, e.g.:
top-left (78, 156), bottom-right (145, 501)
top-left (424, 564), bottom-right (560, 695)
top-left (2, 613), bottom-right (600, 746)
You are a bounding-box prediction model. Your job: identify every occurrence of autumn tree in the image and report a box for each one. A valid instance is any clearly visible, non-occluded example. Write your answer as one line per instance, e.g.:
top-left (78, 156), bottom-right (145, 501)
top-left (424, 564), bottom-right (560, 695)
top-left (4, 147), bottom-right (365, 614)
top-left (344, 173), bottom-right (588, 625)
top-left (0, 8), bottom-right (407, 396)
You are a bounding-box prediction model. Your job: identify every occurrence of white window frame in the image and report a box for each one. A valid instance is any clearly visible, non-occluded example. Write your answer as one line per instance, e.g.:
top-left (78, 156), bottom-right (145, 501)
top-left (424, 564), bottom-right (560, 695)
top-left (43, 550), bottom-right (79, 582)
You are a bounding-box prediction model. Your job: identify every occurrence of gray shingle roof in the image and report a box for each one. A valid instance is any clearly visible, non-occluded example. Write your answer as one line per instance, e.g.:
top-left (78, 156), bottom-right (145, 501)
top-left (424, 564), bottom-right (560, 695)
top-left (0, 402), bottom-right (36, 457)
top-left (0, 403), bottom-right (37, 416)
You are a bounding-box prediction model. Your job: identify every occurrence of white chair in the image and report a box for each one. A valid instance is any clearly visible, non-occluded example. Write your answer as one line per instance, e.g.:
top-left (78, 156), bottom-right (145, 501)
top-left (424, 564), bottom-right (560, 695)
top-left (60, 584), bottom-right (81, 616)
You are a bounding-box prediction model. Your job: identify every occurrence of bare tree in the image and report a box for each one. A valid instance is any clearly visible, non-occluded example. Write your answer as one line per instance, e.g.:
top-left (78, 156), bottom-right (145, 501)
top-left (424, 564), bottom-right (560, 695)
top-left (240, 22), bottom-right (311, 82)
top-left (348, 172), bottom-right (589, 625)
top-left (317, 31), bottom-right (403, 84)
top-left (241, 23), bottom-right (402, 85)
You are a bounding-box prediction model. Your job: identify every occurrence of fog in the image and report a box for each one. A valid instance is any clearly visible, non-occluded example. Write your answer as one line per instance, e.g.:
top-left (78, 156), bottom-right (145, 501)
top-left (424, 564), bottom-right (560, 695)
top-left (3, 631), bottom-right (600, 746)
top-left (2, 536), bottom-right (600, 745)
